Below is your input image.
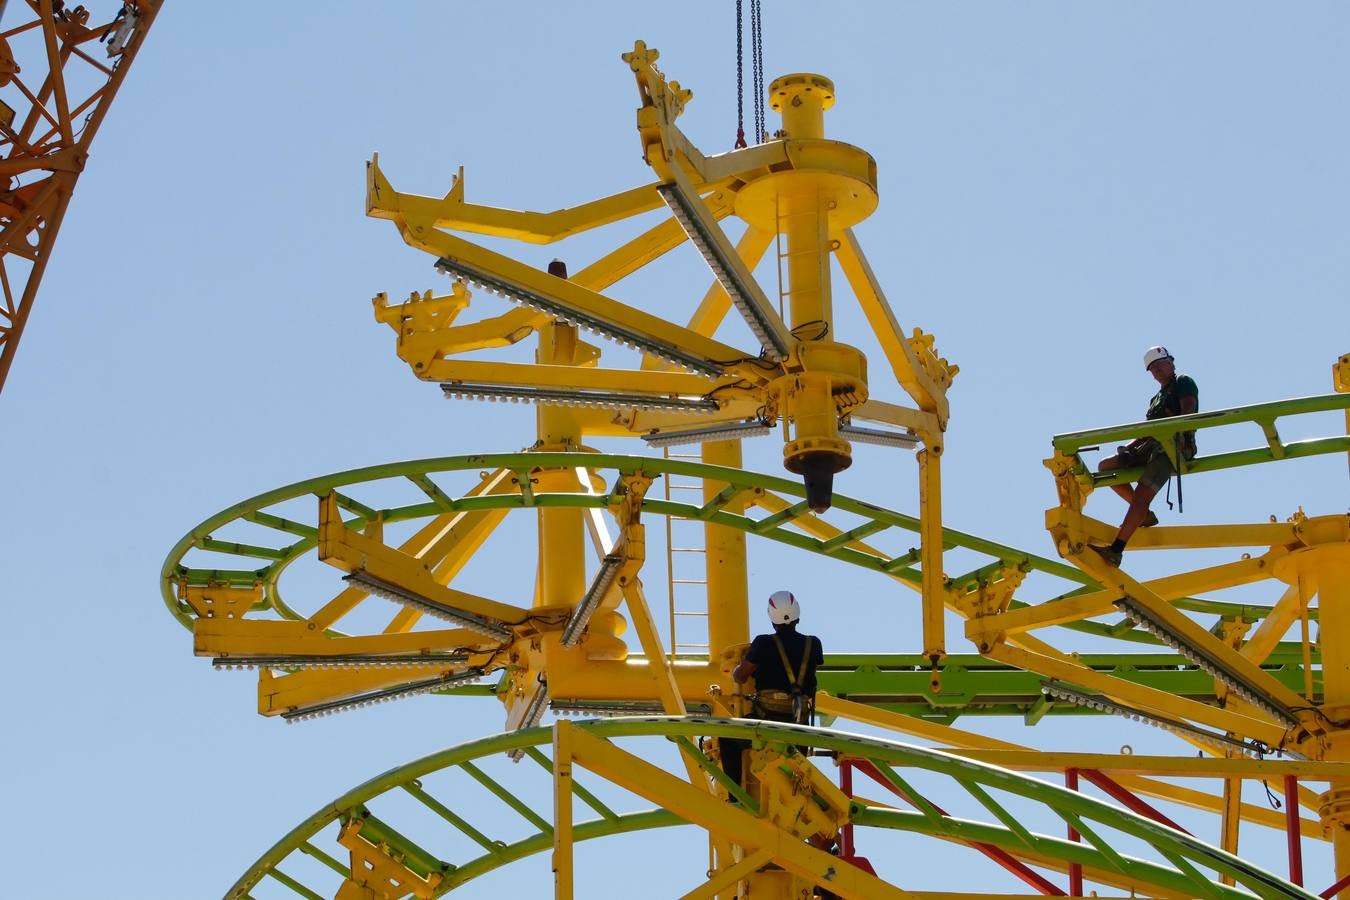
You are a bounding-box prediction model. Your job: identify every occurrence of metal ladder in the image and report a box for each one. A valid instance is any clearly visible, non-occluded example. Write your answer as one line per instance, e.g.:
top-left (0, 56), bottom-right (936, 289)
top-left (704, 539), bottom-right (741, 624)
top-left (662, 446), bottom-right (710, 659)
top-left (772, 193), bottom-right (826, 324)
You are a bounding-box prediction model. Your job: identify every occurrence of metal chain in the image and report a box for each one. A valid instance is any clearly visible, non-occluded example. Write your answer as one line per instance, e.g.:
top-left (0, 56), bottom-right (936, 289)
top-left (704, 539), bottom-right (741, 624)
top-left (735, 0), bottom-right (746, 148)
top-left (750, 0), bottom-right (765, 143)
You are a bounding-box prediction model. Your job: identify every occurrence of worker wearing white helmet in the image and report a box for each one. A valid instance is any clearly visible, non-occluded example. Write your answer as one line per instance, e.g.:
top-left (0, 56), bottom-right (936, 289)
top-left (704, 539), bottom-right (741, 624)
top-left (1091, 346), bottom-right (1199, 567)
top-left (722, 591), bottom-right (824, 787)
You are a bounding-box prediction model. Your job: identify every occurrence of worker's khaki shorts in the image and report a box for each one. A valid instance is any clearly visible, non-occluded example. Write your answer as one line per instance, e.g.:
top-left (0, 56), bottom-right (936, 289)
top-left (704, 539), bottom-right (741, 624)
top-left (1137, 441), bottom-right (1175, 491)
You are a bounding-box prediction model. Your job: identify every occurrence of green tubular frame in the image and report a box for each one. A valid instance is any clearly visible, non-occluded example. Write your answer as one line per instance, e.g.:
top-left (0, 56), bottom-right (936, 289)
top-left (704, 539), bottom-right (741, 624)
top-left (225, 717), bottom-right (1315, 900)
top-left (159, 452), bottom-right (1305, 650)
top-left (1051, 392), bottom-right (1350, 488)
top-left (817, 651), bottom-right (1318, 723)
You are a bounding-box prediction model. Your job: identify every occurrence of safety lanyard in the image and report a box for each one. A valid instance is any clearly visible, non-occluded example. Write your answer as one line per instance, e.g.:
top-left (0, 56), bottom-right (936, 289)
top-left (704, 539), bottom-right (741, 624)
top-left (771, 634), bottom-right (811, 692)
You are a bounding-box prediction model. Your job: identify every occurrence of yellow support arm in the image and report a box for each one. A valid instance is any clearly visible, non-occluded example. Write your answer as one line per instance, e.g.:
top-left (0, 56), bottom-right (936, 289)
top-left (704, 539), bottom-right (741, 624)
top-left (966, 550), bottom-right (1288, 646)
top-left (258, 663), bottom-right (489, 717)
top-left (1071, 547), bottom-right (1313, 720)
top-left (987, 642), bottom-right (1292, 749)
top-left (367, 155), bottom-right (669, 244)
top-left (413, 358), bottom-right (724, 398)
top-left (376, 218), bottom-right (757, 381)
top-left (835, 230), bottom-right (956, 426)
top-left (373, 189), bottom-right (742, 366)
top-left (317, 492), bottom-right (532, 629)
top-left (194, 618), bottom-right (494, 658)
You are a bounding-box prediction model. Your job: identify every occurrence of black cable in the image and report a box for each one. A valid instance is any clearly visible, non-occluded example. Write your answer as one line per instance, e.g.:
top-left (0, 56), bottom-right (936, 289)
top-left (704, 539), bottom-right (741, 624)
top-left (790, 319), bottom-right (830, 342)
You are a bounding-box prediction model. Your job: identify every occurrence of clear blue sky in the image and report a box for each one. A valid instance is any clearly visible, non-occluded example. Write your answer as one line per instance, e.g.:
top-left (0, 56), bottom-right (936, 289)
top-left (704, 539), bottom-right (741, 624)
top-left (2, 3), bottom-right (1348, 896)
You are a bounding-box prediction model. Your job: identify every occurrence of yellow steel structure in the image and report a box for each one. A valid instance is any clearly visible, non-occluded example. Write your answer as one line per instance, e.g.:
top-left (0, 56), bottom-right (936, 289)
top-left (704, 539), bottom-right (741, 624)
top-left (162, 37), bottom-right (1350, 900)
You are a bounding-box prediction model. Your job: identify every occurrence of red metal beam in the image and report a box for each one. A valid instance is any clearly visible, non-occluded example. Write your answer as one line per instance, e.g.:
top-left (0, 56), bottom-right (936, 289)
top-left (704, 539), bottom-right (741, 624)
top-left (1321, 872), bottom-right (1350, 899)
top-left (1079, 769), bottom-right (1192, 836)
top-left (849, 758), bottom-right (1066, 896)
top-left (839, 759), bottom-right (855, 859)
top-left (1066, 769), bottom-right (1082, 897)
top-left (1286, 775), bottom-right (1304, 887)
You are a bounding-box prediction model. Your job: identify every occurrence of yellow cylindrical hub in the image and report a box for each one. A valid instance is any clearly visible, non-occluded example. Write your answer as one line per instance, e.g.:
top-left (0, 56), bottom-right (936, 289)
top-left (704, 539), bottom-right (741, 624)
top-left (769, 73), bottom-right (834, 141)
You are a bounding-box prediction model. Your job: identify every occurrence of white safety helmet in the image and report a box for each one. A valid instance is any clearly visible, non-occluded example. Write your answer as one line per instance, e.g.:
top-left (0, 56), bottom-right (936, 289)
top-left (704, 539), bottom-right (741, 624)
top-left (767, 590), bottom-right (800, 625)
top-left (1143, 346), bottom-right (1173, 370)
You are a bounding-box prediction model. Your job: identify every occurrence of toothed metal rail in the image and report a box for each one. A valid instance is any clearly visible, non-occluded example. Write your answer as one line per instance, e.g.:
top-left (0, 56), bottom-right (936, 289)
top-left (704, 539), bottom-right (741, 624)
top-left (441, 380), bottom-right (719, 413)
top-left (283, 669), bottom-right (485, 723)
top-left (1114, 595), bottom-right (1301, 729)
top-left (434, 255), bottom-right (730, 378)
top-left (655, 178), bottom-right (793, 360)
top-left (1042, 680), bottom-right (1272, 758)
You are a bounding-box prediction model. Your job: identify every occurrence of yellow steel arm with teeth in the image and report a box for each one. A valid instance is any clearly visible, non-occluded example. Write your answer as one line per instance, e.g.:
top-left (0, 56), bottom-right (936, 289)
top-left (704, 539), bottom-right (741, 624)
top-left (316, 491), bottom-right (542, 634)
top-left (195, 618), bottom-right (495, 659)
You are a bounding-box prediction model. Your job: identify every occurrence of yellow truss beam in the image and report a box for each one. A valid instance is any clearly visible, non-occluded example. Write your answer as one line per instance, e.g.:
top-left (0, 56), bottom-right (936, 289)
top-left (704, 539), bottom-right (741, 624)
top-left (835, 230), bottom-right (954, 426)
top-left (987, 643), bottom-right (1291, 748)
top-left (672, 226), bottom-right (775, 345)
top-left (818, 694), bottom-right (1324, 839)
top-left (966, 551), bottom-right (1286, 642)
top-left (317, 492), bottom-right (532, 628)
top-left (387, 224), bottom-right (756, 379)
top-left (194, 619), bottom-right (493, 658)
top-left (950, 750), bottom-right (1350, 780)
top-left (309, 468), bottom-right (516, 631)
top-left (257, 664), bottom-right (485, 716)
top-left (414, 358), bottom-right (725, 397)
top-left (367, 156), bottom-right (671, 245)
top-left (1241, 583), bottom-right (1304, 665)
top-left (1070, 549), bottom-right (1312, 721)
top-left (565, 726), bottom-right (913, 900)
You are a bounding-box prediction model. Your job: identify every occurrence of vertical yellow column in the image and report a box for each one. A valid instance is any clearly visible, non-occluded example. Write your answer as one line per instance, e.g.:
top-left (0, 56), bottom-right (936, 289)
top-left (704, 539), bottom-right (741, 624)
top-left (774, 73), bottom-right (833, 331)
top-left (535, 265), bottom-right (586, 609)
top-left (703, 440), bottom-right (749, 660)
top-left (769, 74), bottom-right (853, 515)
top-left (1314, 546), bottom-right (1350, 894)
top-left (918, 441), bottom-right (946, 669)
top-left (552, 720), bottom-right (574, 900)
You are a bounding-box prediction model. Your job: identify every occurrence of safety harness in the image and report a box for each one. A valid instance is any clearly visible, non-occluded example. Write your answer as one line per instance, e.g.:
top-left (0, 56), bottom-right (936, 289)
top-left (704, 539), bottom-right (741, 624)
top-left (752, 633), bottom-right (815, 725)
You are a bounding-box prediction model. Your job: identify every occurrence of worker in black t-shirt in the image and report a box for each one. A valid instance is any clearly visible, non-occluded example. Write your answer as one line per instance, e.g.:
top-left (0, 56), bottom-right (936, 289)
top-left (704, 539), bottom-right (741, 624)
top-left (721, 590), bottom-right (824, 788)
top-left (1091, 345), bottom-right (1199, 567)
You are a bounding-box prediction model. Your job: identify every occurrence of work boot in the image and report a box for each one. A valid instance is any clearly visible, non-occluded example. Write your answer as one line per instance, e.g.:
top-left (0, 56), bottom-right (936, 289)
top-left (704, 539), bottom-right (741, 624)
top-left (1088, 544), bottom-right (1122, 567)
top-left (1142, 511), bottom-right (1159, 527)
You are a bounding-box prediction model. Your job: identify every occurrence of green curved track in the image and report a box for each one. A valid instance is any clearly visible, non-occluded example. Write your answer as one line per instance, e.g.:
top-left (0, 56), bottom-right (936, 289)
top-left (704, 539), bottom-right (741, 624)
top-left (227, 716), bottom-right (1314, 899)
top-left (160, 451), bottom-right (1300, 643)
